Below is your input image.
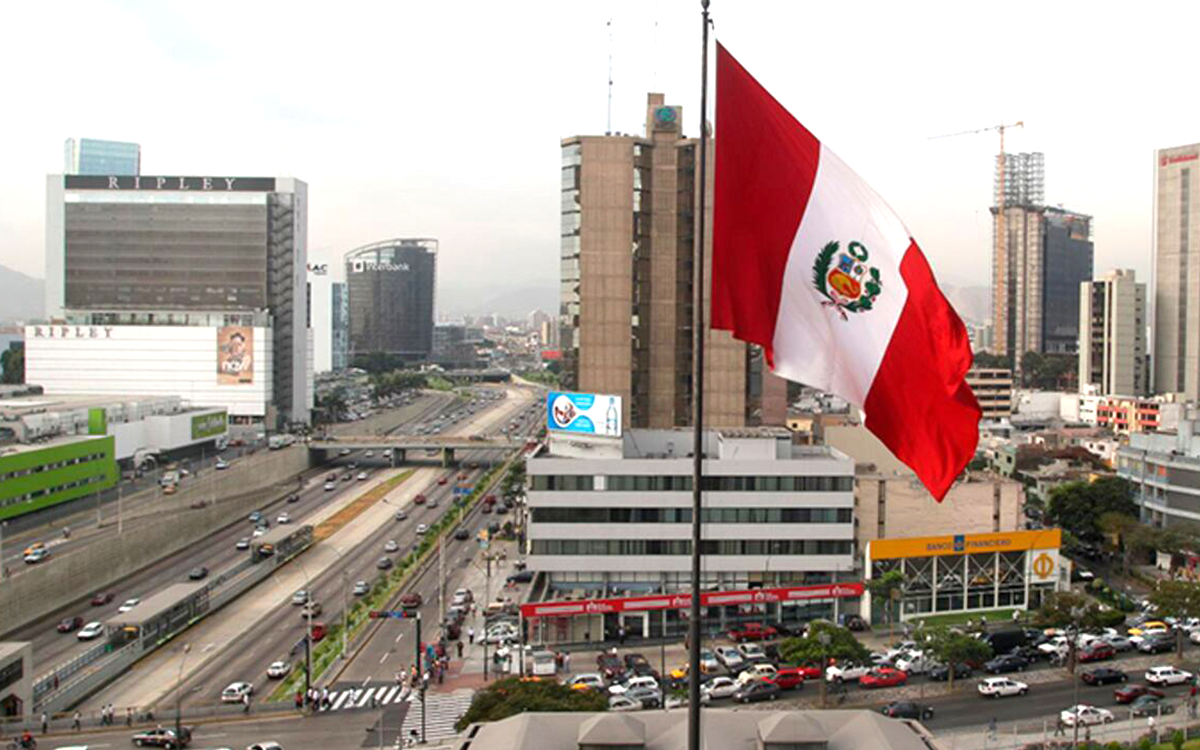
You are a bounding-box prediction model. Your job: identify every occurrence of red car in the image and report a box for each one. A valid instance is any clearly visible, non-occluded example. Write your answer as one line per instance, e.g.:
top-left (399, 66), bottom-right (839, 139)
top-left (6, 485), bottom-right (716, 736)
top-left (401, 593), bottom-right (423, 609)
top-left (90, 592), bottom-right (114, 606)
top-left (484, 494), bottom-right (497, 504)
top-left (727, 623), bottom-right (779, 642)
top-left (437, 477), bottom-right (448, 486)
top-left (860, 667), bottom-right (909, 689)
top-left (1114, 684), bottom-right (1165, 704)
top-left (1078, 643), bottom-right (1116, 662)
top-left (414, 494), bottom-right (426, 505)
top-left (770, 667), bottom-right (807, 690)
top-left (57, 616), bottom-right (84, 633)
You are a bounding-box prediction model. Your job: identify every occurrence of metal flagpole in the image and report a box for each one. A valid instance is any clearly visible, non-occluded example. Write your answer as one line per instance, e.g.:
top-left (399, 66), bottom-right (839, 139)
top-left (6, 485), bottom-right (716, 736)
top-left (688, 3), bottom-right (711, 749)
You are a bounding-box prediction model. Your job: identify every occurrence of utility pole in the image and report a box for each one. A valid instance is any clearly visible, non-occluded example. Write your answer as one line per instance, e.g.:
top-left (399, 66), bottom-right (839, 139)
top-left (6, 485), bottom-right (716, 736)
top-left (341, 569), bottom-right (349, 660)
top-left (175, 644), bottom-right (191, 743)
top-left (439, 534), bottom-right (445, 626)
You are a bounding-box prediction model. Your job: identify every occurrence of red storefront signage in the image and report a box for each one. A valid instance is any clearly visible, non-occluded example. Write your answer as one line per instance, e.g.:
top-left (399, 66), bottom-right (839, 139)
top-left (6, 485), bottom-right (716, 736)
top-left (520, 582), bottom-right (864, 619)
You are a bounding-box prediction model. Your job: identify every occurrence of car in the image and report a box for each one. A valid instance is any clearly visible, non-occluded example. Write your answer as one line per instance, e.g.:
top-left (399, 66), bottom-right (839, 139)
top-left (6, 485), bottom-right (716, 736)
top-left (451, 588), bottom-right (474, 606)
top-left (1078, 643), bottom-right (1116, 662)
top-left (893, 651), bottom-right (932, 674)
top-left (860, 667), bottom-right (909, 689)
top-left (353, 580), bottom-right (370, 596)
top-left (342, 473), bottom-right (353, 482)
top-left (1129, 694), bottom-right (1175, 717)
top-left (625, 686), bottom-right (663, 708)
top-left (454, 527), bottom-right (470, 540)
top-left (300, 602), bottom-right (322, 618)
top-left (928, 663), bottom-right (972, 682)
top-left (384, 540), bottom-right (399, 553)
top-left (825, 662), bottom-right (870, 683)
top-left (188, 566), bottom-right (209, 580)
top-left (1105, 634), bottom-right (1134, 651)
top-left (1114, 684), bottom-right (1164, 704)
top-left (324, 481), bottom-right (336, 491)
top-left (881, 701), bottom-right (934, 720)
top-left (437, 477), bottom-right (448, 486)
top-left (401, 593), bottom-right (423, 609)
top-left (414, 494), bottom-right (426, 505)
top-left (91, 592), bottom-right (114, 606)
top-left (77, 621), bottom-right (105, 640)
top-left (252, 527), bottom-right (266, 538)
top-left (131, 726), bottom-right (192, 748)
top-left (276, 513), bottom-right (291, 524)
top-left (1060, 705), bottom-right (1114, 727)
top-left (735, 664), bottom-right (779, 684)
top-left (248, 511), bottom-right (263, 524)
top-left (236, 538), bottom-right (251, 550)
top-left (507, 570), bottom-right (534, 585)
top-left (377, 557), bottom-right (393, 570)
top-left (357, 472), bottom-right (368, 481)
top-left (24, 545), bottom-right (53, 564)
top-left (221, 682), bottom-right (254, 703)
top-left (292, 590), bottom-right (309, 605)
top-left (1145, 666), bottom-right (1193, 686)
top-left (728, 623), bottom-right (778, 642)
top-left (365, 450), bottom-right (374, 458)
top-left (984, 654), bottom-right (1028, 674)
top-left (597, 654), bottom-right (625, 680)
top-left (1138, 633), bottom-right (1176, 654)
top-left (1080, 667), bottom-right (1127, 686)
top-left (701, 675), bottom-right (740, 699)
top-left (977, 677), bottom-right (1029, 698)
top-left (1128, 621), bottom-right (1170, 636)
top-left (415, 523), bottom-right (429, 535)
top-left (770, 667), bottom-right (808, 690)
top-left (286, 493), bottom-right (300, 503)
top-left (714, 646), bottom-right (745, 671)
top-left (609, 675), bottom-right (660, 696)
top-left (608, 695), bottom-right (641, 712)
top-left (427, 497), bottom-right (439, 508)
top-left (737, 642), bottom-right (768, 661)
top-left (118, 598), bottom-right (140, 613)
top-left (570, 673), bottom-right (606, 691)
top-left (267, 661), bottom-right (291, 679)
top-left (57, 616), bottom-right (85, 633)
top-left (732, 680), bottom-right (782, 703)
top-left (215, 459), bottom-right (230, 471)
top-left (699, 650), bottom-right (721, 673)
top-left (395, 510), bottom-right (408, 521)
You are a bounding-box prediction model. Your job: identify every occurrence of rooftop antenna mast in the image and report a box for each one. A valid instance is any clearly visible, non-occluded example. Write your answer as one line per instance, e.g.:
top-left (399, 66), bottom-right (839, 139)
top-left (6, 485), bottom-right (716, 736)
top-left (606, 18), bottom-right (614, 134)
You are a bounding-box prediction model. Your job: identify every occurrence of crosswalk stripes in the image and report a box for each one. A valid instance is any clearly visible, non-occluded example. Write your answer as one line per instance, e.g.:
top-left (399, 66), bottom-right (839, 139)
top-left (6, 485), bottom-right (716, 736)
top-left (398, 691), bottom-right (474, 742)
top-left (319, 683), bottom-right (424, 713)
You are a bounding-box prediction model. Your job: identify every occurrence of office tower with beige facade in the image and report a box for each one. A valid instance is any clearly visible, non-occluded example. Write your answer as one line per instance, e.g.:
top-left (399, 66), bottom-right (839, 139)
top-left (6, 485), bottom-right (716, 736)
top-left (560, 93), bottom-right (785, 428)
top-left (1079, 268), bottom-right (1147, 396)
top-left (991, 153), bottom-right (1094, 361)
top-left (966, 367), bottom-right (1013, 420)
top-left (1154, 143), bottom-right (1200, 400)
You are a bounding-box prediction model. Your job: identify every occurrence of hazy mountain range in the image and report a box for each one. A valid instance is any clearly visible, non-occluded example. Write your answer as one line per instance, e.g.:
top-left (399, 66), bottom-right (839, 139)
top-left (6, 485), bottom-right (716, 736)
top-left (0, 264), bottom-right (43, 324)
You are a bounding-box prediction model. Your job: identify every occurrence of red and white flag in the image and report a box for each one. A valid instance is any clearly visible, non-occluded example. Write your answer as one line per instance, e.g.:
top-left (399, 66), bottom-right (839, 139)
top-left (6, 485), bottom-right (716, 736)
top-left (711, 44), bottom-right (981, 500)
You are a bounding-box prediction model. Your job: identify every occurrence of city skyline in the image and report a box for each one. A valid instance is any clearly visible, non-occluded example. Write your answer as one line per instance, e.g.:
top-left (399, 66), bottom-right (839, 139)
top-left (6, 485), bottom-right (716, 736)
top-left (2, 1), bottom-right (1197, 296)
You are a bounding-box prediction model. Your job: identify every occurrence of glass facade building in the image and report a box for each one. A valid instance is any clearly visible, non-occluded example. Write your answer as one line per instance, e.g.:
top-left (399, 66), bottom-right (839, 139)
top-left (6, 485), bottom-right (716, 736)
top-left (345, 239), bottom-right (436, 363)
top-left (1041, 208), bottom-right (1094, 354)
top-left (331, 281), bottom-right (349, 370)
top-left (64, 138), bottom-right (140, 176)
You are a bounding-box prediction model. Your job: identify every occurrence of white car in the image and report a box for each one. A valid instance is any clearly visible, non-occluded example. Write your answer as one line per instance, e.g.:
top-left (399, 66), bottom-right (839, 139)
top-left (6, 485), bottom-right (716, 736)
top-left (292, 590), bottom-right (309, 606)
top-left (252, 527), bottom-right (266, 537)
top-left (221, 681), bottom-right (254, 703)
top-left (737, 643), bottom-right (766, 661)
top-left (357, 472), bottom-right (368, 481)
top-left (713, 646), bottom-right (744, 670)
top-left (699, 650), bottom-right (721, 673)
top-left (608, 695), bottom-right (641, 712)
top-left (266, 661), bottom-right (291, 679)
top-left (452, 589), bottom-right (473, 606)
top-left (701, 676), bottom-right (740, 700)
top-left (609, 675), bottom-right (659, 696)
top-left (885, 641), bottom-right (918, 661)
top-left (215, 459), bottom-right (229, 470)
top-left (365, 451), bottom-right (374, 458)
top-left (977, 677), bottom-right (1029, 698)
top-left (1060, 705), bottom-right (1114, 727)
top-left (23, 548), bottom-right (51, 564)
top-left (825, 662), bottom-right (870, 683)
top-left (1038, 635), bottom-right (1069, 657)
top-left (77, 621), bottom-right (105, 640)
top-left (1145, 666), bottom-right (1194, 686)
top-left (384, 540), bottom-right (399, 553)
top-left (570, 673), bottom-right (606, 691)
top-left (485, 624), bottom-right (518, 644)
top-left (416, 524), bottom-right (429, 535)
top-left (276, 513), bottom-right (291, 524)
top-left (118, 598), bottom-right (140, 613)
top-left (893, 650), bottom-right (931, 674)
top-left (735, 664), bottom-right (778, 684)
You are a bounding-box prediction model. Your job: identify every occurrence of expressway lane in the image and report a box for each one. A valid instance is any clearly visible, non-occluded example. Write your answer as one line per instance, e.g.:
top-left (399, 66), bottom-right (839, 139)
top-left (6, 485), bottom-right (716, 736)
top-left (5, 392), bottom-right (457, 672)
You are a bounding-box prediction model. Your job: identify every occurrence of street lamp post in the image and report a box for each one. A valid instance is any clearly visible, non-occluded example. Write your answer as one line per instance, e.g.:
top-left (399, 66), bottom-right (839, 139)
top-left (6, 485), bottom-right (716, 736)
top-left (818, 632), bottom-right (831, 709)
top-left (174, 644), bottom-right (191, 743)
top-left (1069, 606), bottom-right (1084, 747)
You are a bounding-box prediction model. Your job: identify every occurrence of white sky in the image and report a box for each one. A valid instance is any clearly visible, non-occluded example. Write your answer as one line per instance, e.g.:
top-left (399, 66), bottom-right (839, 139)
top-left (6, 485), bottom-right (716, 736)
top-left (1, 0), bottom-right (1197, 292)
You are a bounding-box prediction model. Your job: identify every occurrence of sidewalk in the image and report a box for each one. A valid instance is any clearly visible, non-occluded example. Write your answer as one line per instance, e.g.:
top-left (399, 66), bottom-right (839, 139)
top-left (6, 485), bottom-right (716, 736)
top-left (934, 709), bottom-right (1200, 749)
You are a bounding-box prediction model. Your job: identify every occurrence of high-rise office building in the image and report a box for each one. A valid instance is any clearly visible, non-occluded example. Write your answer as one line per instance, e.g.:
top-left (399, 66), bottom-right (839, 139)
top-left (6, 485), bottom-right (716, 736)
top-left (63, 138), bottom-right (140, 176)
top-left (1079, 269), bottom-right (1147, 396)
top-left (34, 174), bottom-right (311, 426)
top-left (990, 153), bottom-right (1093, 360)
top-left (560, 93), bottom-right (786, 428)
top-left (345, 239), bottom-right (437, 363)
top-left (307, 263), bottom-right (333, 373)
top-left (1153, 143), bottom-right (1200, 400)
top-left (331, 281), bottom-right (349, 371)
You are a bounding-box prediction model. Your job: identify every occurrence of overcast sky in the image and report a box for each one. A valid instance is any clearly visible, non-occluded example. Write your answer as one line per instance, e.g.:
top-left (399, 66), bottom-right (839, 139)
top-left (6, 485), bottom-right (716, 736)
top-left (1, 0), bottom-right (1196, 293)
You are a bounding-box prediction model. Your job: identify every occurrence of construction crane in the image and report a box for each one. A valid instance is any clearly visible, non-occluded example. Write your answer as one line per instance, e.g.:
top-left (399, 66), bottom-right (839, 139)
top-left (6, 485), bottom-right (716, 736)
top-left (930, 121), bottom-right (1024, 367)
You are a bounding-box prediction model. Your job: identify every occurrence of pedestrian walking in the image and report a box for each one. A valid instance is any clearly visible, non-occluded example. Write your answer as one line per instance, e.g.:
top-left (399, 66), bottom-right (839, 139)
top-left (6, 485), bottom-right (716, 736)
top-left (563, 652), bottom-right (570, 671)
top-left (242, 693), bottom-right (250, 714)
top-left (468, 626), bottom-right (475, 645)
top-left (126, 708), bottom-right (133, 727)
top-left (294, 691), bottom-right (303, 710)
top-left (456, 640), bottom-right (464, 658)
top-left (72, 711), bottom-right (81, 732)
top-left (41, 712), bottom-right (48, 735)
top-left (1012, 609), bottom-right (1020, 626)
top-left (980, 615), bottom-right (988, 632)
top-left (987, 717), bottom-right (996, 741)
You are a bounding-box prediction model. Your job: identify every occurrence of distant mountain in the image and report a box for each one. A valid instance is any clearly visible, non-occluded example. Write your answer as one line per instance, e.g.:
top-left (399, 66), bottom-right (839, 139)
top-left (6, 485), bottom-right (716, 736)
top-left (0, 264), bottom-right (43, 324)
top-left (942, 284), bottom-right (991, 326)
top-left (439, 282), bottom-right (557, 320)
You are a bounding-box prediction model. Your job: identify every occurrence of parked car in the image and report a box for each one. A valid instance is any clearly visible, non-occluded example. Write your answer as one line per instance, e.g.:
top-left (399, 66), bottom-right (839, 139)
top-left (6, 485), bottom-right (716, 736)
top-left (1114, 684), bottom-right (1164, 704)
top-left (977, 677), bottom-right (1029, 698)
top-left (131, 726), bottom-right (192, 748)
top-left (570, 674), bottom-right (606, 691)
top-left (699, 650), bottom-right (721, 673)
top-left (609, 675), bottom-right (660, 696)
top-left (608, 695), bottom-right (641, 712)
top-left (881, 701), bottom-right (934, 720)
top-left (625, 686), bottom-right (663, 709)
top-left (825, 662), bottom-right (870, 683)
top-left (1129, 694), bottom-right (1175, 717)
top-left (714, 646), bottom-right (745, 671)
top-left (267, 661), bottom-right (291, 679)
top-left (1138, 634), bottom-right (1176, 654)
top-left (597, 654), bottom-right (625, 681)
top-left (57, 616), bottom-right (85, 633)
top-left (1145, 666), bottom-right (1193, 686)
top-left (728, 623), bottom-right (778, 642)
top-left (1079, 643), bottom-right (1116, 662)
top-left (928, 663), bottom-right (972, 682)
top-left (736, 642), bottom-right (769, 663)
top-left (1105, 634), bottom-right (1135, 651)
top-left (840, 614), bottom-right (869, 632)
top-left (771, 667), bottom-right (808, 690)
top-left (732, 680), bottom-right (781, 703)
top-left (90, 592), bottom-right (114, 606)
top-left (735, 664), bottom-right (779, 684)
top-left (860, 667), bottom-right (909, 689)
top-left (984, 654), bottom-right (1028, 674)
top-left (507, 570), bottom-right (534, 585)
top-left (1059, 705), bottom-right (1114, 727)
top-left (220, 682), bottom-right (253, 703)
top-left (701, 675), bottom-right (740, 700)
top-left (1080, 667), bottom-right (1127, 686)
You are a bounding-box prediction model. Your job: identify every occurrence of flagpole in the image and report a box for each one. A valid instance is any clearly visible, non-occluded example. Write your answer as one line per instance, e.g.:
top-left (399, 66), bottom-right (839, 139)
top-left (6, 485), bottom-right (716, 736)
top-left (688, 2), bottom-right (711, 749)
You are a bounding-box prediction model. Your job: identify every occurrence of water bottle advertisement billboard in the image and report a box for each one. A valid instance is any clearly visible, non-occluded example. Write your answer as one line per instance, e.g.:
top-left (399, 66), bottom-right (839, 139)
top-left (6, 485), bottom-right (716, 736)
top-left (546, 391), bottom-right (622, 437)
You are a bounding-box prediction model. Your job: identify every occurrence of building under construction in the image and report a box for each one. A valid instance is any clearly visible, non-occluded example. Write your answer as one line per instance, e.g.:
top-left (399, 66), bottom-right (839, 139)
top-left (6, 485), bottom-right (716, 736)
top-left (990, 153), bottom-right (1093, 363)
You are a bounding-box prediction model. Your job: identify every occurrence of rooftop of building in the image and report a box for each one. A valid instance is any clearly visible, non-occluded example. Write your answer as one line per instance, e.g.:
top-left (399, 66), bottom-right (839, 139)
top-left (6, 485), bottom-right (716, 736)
top-left (0, 391), bottom-right (211, 421)
top-left (541, 428), bottom-right (848, 465)
top-left (457, 709), bottom-right (934, 750)
top-left (0, 433), bottom-right (110, 459)
top-left (0, 642), bottom-right (32, 664)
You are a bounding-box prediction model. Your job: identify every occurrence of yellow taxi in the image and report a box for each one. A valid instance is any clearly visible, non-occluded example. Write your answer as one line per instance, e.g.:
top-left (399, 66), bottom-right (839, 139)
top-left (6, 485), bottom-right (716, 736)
top-left (1128, 621), bottom-right (1169, 637)
top-left (23, 542), bottom-right (46, 556)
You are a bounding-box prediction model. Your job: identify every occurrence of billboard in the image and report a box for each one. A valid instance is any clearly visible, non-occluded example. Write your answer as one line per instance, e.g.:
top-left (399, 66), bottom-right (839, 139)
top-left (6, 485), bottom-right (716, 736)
top-left (546, 391), bottom-right (622, 437)
top-left (520, 582), bottom-right (863, 619)
top-left (216, 326), bottom-right (254, 385)
top-left (867, 529), bottom-right (1062, 561)
top-left (191, 411), bottom-right (228, 440)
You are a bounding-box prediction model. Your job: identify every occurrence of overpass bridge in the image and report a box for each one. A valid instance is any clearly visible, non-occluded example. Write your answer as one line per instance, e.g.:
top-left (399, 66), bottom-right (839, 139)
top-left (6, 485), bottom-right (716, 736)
top-left (309, 435), bottom-right (525, 466)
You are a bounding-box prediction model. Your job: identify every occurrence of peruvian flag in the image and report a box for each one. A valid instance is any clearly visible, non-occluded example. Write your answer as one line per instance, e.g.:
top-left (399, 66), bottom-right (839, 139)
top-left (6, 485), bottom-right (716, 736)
top-left (711, 44), bottom-right (981, 501)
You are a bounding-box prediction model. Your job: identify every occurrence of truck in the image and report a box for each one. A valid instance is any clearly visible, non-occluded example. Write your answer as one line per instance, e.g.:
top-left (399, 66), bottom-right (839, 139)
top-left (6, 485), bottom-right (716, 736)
top-left (268, 434), bottom-right (296, 450)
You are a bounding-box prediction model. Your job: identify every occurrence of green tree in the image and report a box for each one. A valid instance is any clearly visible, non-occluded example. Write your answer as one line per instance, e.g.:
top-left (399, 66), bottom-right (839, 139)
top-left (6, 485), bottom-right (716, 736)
top-left (866, 570), bottom-right (907, 644)
top-left (919, 626), bottom-right (992, 691)
top-left (973, 351), bottom-right (1012, 370)
top-left (0, 347), bottom-right (23, 384)
top-left (1035, 591), bottom-right (1126, 631)
top-left (1046, 478), bottom-right (1136, 540)
top-left (779, 620), bottom-right (870, 708)
top-left (1148, 580), bottom-right (1200, 660)
top-left (453, 676), bottom-right (607, 731)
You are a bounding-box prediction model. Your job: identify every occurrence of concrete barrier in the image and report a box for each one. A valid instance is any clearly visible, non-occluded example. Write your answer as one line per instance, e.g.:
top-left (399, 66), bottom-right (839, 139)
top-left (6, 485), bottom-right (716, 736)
top-left (0, 447), bottom-right (312, 635)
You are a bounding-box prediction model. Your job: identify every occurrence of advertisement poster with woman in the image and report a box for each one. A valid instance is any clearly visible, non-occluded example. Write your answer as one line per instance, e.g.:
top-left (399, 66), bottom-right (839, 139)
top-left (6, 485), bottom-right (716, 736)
top-left (217, 326), bottom-right (254, 385)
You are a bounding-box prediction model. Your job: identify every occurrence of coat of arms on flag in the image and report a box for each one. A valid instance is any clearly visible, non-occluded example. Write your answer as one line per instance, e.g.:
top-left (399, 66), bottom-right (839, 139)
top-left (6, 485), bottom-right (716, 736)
top-left (812, 240), bottom-right (882, 319)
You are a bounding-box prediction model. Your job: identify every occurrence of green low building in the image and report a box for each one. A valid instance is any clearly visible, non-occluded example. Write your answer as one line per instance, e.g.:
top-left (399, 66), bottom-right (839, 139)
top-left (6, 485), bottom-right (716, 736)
top-left (0, 436), bottom-right (117, 522)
